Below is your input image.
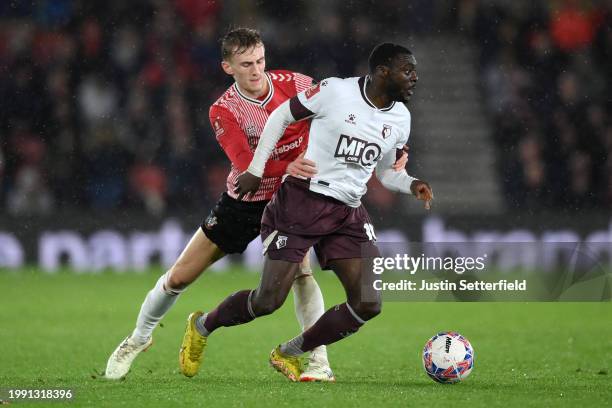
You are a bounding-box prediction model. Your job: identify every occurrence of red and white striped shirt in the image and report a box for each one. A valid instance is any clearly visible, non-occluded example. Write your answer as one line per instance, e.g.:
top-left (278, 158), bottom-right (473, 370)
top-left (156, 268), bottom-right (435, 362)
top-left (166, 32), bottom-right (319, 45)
top-left (209, 70), bottom-right (313, 201)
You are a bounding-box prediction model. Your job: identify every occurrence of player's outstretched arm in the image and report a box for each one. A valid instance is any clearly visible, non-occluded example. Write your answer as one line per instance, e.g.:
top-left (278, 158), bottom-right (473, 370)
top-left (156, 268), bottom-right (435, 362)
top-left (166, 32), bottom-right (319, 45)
top-left (235, 100), bottom-right (298, 200)
top-left (235, 172), bottom-right (261, 201)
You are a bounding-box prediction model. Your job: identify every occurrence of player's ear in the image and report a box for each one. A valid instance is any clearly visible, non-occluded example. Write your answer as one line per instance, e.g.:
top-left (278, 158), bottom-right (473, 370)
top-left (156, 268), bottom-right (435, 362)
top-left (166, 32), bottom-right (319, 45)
top-left (221, 60), bottom-right (233, 75)
top-left (375, 65), bottom-right (389, 78)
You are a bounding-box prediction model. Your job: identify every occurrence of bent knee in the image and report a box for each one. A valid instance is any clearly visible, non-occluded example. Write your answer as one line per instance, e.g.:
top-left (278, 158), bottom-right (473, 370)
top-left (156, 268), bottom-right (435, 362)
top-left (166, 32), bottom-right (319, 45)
top-left (251, 293), bottom-right (284, 317)
top-left (166, 268), bottom-right (195, 291)
top-left (251, 300), bottom-right (281, 317)
top-left (352, 301), bottom-right (382, 321)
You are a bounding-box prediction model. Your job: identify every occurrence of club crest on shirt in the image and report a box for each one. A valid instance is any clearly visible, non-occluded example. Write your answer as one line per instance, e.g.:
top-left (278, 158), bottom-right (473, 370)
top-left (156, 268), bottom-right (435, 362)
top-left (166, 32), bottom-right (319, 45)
top-left (276, 235), bottom-right (288, 249)
top-left (204, 215), bottom-right (217, 229)
top-left (305, 83), bottom-right (321, 99)
top-left (246, 124), bottom-right (258, 138)
top-left (382, 124), bottom-right (392, 139)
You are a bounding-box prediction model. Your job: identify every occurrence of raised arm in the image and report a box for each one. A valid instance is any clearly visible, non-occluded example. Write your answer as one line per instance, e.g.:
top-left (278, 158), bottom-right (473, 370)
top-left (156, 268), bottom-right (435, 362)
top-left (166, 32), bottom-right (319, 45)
top-left (212, 107), bottom-right (293, 177)
top-left (247, 100), bottom-right (297, 177)
top-left (234, 100), bottom-right (298, 200)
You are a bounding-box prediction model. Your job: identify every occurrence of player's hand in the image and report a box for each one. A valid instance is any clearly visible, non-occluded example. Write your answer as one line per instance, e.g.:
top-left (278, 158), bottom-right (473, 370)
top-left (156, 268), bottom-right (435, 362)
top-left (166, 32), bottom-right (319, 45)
top-left (234, 171), bottom-right (262, 201)
top-left (393, 145), bottom-right (409, 171)
top-left (410, 180), bottom-right (433, 210)
top-left (287, 152), bottom-right (317, 178)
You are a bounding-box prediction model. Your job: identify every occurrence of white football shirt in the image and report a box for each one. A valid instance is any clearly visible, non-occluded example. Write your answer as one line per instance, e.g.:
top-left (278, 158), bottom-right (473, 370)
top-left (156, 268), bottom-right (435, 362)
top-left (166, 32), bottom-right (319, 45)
top-left (294, 76), bottom-right (411, 207)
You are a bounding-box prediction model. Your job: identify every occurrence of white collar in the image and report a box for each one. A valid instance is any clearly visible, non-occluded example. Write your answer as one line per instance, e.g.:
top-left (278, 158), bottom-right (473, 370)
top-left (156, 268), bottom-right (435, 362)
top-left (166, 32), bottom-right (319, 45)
top-left (234, 73), bottom-right (274, 106)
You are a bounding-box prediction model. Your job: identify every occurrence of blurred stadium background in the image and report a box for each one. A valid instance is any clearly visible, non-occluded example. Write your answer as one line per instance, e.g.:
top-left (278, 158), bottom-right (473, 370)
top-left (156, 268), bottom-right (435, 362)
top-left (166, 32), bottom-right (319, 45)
top-left (1, 2), bottom-right (611, 406)
top-left (0, 0), bottom-right (611, 265)
top-left (0, 0), bottom-right (610, 271)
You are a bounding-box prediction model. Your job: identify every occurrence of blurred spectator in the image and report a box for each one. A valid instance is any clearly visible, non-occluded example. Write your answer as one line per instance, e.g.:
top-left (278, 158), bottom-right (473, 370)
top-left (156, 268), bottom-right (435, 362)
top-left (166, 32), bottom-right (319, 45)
top-left (473, 0), bottom-right (611, 210)
top-left (7, 165), bottom-right (54, 215)
top-left (78, 73), bottom-right (118, 125)
top-left (550, 0), bottom-right (597, 52)
top-left (0, 0), bottom-right (609, 216)
top-left (5, 125), bottom-right (54, 215)
top-left (1, 0), bottom-right (396, 215)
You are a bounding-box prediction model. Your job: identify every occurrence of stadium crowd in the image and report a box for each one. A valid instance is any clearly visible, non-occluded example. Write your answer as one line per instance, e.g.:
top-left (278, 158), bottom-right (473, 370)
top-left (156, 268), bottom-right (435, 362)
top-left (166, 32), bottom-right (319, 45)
top-left (465, 0), bottom-right (612, 210)
top-left (0, 0), bottom-right (609, 215)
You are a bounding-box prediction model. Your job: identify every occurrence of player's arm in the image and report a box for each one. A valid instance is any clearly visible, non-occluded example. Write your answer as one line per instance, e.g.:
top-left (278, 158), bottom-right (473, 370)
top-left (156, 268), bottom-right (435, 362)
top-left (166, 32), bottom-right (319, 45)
top-left (375, 148), bottom-right (433, 210)
top-left (393, 145), bottom-right (409, 171)
top-left (211, 108), bottom-right (293, 177)
top-left (235, 98), bottom-right (310, 200)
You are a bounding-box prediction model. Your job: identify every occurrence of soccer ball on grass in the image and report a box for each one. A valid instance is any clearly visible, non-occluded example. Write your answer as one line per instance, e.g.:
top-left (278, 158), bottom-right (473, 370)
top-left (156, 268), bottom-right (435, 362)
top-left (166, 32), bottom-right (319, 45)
top-left (422, 331), bottom-right (474, 383)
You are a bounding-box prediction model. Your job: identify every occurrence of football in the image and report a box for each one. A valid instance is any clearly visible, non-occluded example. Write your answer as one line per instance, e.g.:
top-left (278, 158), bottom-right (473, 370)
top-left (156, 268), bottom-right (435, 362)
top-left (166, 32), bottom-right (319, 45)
top-left (422, 331), bottom-right (474, 383)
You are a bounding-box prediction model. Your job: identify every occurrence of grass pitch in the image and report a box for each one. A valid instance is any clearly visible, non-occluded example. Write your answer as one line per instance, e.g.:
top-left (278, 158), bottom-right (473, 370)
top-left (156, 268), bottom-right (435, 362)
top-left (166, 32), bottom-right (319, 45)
top-left (1, 267), bottom-right (611, 407)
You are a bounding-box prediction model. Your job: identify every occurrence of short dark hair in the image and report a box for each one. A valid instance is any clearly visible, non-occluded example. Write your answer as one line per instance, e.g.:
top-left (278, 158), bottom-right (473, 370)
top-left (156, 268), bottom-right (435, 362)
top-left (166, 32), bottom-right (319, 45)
top-left (368, 43), bottom-right (413, 73)
top-left (221, 27), bottom-right (263, 61)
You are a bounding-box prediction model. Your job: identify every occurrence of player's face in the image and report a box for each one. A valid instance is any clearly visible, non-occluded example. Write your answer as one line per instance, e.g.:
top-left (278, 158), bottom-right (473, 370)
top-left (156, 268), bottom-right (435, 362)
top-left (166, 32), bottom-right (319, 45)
top-left (386, 54), bottom-right (418, 103)
top-left (222, 44), bottom-right (267, 98)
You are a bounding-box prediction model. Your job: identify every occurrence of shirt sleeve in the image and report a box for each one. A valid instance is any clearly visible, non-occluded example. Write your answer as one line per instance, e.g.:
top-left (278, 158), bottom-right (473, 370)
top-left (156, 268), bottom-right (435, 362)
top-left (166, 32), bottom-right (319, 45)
top-left (290, 77), bottom-right (337, 120)
top-left (209, 106), bottom-right (291, 177)
top-left (247, 101), bottom-right (296, 177)
top-left (375, 148), bottom-right (418, 195)
top-left (293, 72), bottom-right (316, 93)
top-left (395, 113), bottom-right (411, 149)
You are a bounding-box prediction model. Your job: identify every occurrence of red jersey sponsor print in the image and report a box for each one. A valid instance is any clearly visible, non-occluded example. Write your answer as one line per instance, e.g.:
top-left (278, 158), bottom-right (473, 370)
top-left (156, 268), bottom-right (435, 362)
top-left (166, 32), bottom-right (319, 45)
top-left (305, 83), bottom-right (321, 99)
top-left (210, 70), bottom-right (313, 201)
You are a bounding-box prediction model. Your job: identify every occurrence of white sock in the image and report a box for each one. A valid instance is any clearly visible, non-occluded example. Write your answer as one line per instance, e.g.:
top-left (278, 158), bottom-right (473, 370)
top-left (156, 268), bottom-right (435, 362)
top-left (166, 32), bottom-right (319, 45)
top-left (292, 274), bottom-right (329, 366)
top-left (131, 271), bottom-right (182, 344)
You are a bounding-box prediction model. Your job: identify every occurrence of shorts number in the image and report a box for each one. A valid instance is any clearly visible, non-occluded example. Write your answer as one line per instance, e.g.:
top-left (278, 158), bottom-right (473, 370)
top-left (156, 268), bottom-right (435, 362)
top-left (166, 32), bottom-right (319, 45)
top-left (364, 223), bottom-right (377, 241)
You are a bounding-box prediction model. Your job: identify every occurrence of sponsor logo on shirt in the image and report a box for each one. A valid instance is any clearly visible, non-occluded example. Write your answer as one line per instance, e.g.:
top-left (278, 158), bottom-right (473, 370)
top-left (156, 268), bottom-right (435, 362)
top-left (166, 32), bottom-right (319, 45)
top-left (345, 113), bottom-right (357, 125)
top-left (334, 134), bottom-right (382, 167)
top-left (274, 136), bottom-right (303, 156)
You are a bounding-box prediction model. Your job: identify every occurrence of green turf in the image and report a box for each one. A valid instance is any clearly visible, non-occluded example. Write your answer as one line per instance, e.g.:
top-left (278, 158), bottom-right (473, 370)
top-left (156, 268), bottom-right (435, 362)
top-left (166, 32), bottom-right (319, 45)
top-left (1, 267), bottom-right (611, 407)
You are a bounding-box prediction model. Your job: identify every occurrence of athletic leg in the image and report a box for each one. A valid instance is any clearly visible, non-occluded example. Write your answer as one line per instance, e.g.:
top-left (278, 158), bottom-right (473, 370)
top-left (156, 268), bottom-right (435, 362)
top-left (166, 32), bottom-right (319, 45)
top-left (279, 257), bottom-right (381, 356)
top-left (292, 250), bottom-right (333, 381)
top-left (132, 228), bottom-right (224, 343)
top-left (196, 256), bottom-right (299, 335)
top-left (106, 229), bottom-right (224, 379)
top-left (179, 256), bottom-right (298, 377)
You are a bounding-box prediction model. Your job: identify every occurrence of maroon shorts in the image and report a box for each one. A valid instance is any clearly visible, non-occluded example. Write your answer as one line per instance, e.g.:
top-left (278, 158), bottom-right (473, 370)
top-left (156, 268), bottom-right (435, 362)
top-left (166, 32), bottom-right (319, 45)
top-left (260, 177), bottom-right (380, 269)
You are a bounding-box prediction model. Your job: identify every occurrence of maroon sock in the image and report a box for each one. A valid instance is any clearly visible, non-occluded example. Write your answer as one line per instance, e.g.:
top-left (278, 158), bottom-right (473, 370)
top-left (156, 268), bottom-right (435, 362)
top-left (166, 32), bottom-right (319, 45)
top-left (203, 290), bottom-right (255, 334)
top-left (300, 303), bottom-right (365, 352)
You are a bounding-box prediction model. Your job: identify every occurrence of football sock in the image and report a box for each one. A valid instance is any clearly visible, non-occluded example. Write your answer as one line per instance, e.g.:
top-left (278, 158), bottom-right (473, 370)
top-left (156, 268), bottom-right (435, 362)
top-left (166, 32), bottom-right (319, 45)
top-left (292, 275), bottom-right (329, 365)
top-left (132, 271), bottom-right (182, 344)
top-left (194, 312), bottom-right (210, 336)
top-left (280, 303), bottom-right (365, 356)
top-left (197, 290), bottom-right (255, 336)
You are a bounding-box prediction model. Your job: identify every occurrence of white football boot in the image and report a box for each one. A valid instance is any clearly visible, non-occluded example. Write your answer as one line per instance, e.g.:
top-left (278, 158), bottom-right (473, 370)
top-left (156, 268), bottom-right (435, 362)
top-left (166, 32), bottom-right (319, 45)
top-left (105, 336), bottom-right (153, 379)
top-left (299, 357), bottom-right (336, 382)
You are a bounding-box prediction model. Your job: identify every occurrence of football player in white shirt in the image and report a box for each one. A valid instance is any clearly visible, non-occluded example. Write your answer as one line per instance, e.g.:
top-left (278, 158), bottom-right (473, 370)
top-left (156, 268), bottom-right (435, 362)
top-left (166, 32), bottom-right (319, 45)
top-left (181, 43), bottom-right (433, 382)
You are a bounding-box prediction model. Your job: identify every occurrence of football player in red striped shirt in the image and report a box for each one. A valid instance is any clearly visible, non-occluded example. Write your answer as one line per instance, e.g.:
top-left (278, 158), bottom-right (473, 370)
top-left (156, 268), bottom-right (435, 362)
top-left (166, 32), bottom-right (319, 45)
top-left (106, 28), bottom-right (407, 382)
